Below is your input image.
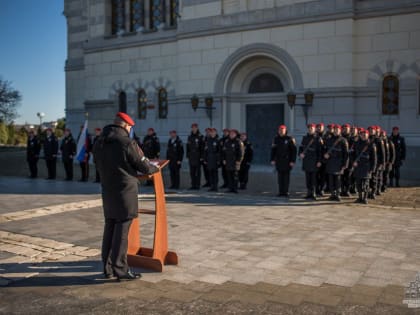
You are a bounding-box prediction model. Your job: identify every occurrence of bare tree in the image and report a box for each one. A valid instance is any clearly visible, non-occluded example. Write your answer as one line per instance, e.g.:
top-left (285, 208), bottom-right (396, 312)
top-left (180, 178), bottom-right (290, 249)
top-left (0, 78), bottom-right (22, 123)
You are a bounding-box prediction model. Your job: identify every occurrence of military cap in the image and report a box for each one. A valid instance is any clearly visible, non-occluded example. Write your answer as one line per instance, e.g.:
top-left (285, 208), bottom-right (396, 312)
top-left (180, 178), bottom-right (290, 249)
top-left (116, 112), bottom-right (135, 126)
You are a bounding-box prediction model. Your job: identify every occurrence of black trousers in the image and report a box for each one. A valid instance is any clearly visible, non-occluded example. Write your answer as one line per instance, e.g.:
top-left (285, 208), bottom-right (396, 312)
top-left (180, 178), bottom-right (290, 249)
top-left (382, 165), bottom-right (391, 190)
top-left (221, 165), bottom-right (228, 187)
top-left (102, 218), bottom-right (132, 278)
top-left (305, 171), bottom-right (317, 195)
top-left (28, 159), bottom-right (38, 178)
top-left (277, 170), bottom-right (290, 195)
top-left (376, 168), bottom-right (383, 194)
top-left (46, 158), bottom-right (56, 179)
top-left (227, 170), bottom-right (238, 192)
top-left (189, 164), bottom-right (201, 189)
top-left (341, 169), bottom-right (350, 193)
top-left (63, 159), bottom-right (73, 180)
top-left (202, 163), bottom-right (210, 185)
top-left (80, 162), bottom-right (89, 181)
top-left (328, 174), bottom-right (341, 195)
top-left (238, 164), bottom-right (250, 187)
top-left (95, 169), bottom-right (100, 182)
top-left (316, 164), bottom-right (326, 193)
top-left (208, 168), bottom-right (218, 190)
top-left (356, 178), bottom-right (369, 193)
top-left (169, 164), bottom-right (181, 189)
top-left (390, 165), bottom-right (401, 185)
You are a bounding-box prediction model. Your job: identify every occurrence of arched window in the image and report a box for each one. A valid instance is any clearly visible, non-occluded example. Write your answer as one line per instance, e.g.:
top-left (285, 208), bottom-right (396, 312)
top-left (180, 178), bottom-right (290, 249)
top-left (248, 73), bottom-right (284, 93)
top-left (158, 88), bottom-right (168, 119)
top-left (131, 0), bottom-right (145, 32)
top-left (150, 0), bottom-right (165, 30)
top-left (112, 0), bottom-right (126, 35)
top-left (118, 91), bottom-right (127, 113)
top-left (382, 75), bottom-right (399, 115)
top-left (138, 89), bottom-right (147, 119)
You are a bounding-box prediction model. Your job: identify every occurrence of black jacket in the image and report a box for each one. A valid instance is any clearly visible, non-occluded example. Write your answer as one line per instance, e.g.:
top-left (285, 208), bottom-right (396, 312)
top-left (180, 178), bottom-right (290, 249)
top-left (204, 136), bottom-right (220, 170)
top-left (187, 131), bottom-right (204, 166)
top-left (324, 135), bottom-right (349, 175)
top-left (93, 125), bottom-right (159, 220)
top-left (60, 135), bottom-right (77, 161)
top-left (352, 139), bottom-right (377, 179)
top-left (389, 134), bottom-right (406, 166)
top-left (43, 135), bottom-right (58, 160)
top-left (142, 133), bottom-right (160, 159)
top-left (166, 136), bottom-right (184, 167)
top-left (370, 136), bottom-right (385, 169)
top-left (241, 140), bottom-right (253, 167)
top-left (27, 136), bottom-right (41, 161)
top-left (223, 137), bottom-right (244, 171)
top-left (271, 135), bottom-right (297, 171)
top-left (299, 134), bottom-right (322, 172)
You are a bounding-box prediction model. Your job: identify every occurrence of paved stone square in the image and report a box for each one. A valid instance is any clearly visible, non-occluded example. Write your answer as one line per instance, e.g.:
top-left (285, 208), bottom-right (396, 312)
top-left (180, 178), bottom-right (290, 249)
top-left (0, 176), bottom-right (420, 314)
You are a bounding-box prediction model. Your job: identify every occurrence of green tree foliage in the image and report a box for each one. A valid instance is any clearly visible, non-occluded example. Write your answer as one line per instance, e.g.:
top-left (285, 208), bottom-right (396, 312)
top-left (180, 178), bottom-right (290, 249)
top-left (0, 122), bottom-right (8, 144)
top-left (0, 78), bottom-right (21, 123)
top-left (6, 123), bottom-right (15, 145)
top-left (14, 127), bottom-right (28, 145)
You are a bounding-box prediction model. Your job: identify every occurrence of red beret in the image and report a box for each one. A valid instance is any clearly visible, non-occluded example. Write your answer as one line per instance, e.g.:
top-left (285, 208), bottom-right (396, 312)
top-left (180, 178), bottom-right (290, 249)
top-left (95, 128), bottom-right (101, 131)
top-left (382, 130), bottom-right (387, 136)
top-left (205, 128), bottom-right (211, 132)
top-left (376, 126), bottom-right (381, 131)
top-left (212, 128), bottom-right (217, 133)
top-left (368, 126), bottom-right (375, 130)
top-left (169, 130), bottom-right (177, 134)
top-left (316, 123), bottom-right (324, 127)
top-left (278, 125), bottom-right (287, 130)
top-left (327, 124), bottom-right (333, 128)
top-left (307, 123), bottom-right (316, 129)
top-left (333, 125), bottom-right (342, 130)
top-left (148, 128), bottom-right (155, 132)
top-left (360, 129), bottom-right (369, 135)
top-left (191, 123), bottom-right (198, 128)
top-left (392, 126), bottom-right (399, 131)
top-left (342, 123), bottom-right (351, 128)
top-left (116, 112), bottom-right (135, 126)
top-left (230, 129), bottom-right (239, 134)
top-left (223, 128), bottom-right (229, 132)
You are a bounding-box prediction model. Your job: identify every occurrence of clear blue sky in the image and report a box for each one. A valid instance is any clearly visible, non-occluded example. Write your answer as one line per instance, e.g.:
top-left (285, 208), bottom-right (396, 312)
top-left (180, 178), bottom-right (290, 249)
top-left (0, 0), bottom-right (66, 124)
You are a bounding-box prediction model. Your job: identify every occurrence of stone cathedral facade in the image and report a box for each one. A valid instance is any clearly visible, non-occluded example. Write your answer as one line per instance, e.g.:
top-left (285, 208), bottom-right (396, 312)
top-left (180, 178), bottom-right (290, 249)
top-left (64, 0), bottom-right (420, 173)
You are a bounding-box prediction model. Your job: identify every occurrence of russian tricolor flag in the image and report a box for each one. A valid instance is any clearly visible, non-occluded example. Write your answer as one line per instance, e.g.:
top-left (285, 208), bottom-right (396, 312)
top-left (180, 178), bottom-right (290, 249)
top-left (76, 120), bottom-right (89, 162)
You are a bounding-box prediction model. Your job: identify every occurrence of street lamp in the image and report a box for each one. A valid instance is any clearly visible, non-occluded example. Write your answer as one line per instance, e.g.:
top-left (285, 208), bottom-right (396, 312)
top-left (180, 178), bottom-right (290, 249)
top-left (287, 90), bottom-right (314, 126)
top-left (191, 94), bottom-right (216, 126)
top-left (36, 112), bottom-right (45, 126)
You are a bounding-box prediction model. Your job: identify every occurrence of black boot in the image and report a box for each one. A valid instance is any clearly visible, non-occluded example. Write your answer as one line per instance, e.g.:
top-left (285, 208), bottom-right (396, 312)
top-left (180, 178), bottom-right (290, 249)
top-left (355, 192), bottom-right (363, 203)
top-left (396, 179), bottom-right (400, 187)
top-left (362, 192), bottom-right (368, 204)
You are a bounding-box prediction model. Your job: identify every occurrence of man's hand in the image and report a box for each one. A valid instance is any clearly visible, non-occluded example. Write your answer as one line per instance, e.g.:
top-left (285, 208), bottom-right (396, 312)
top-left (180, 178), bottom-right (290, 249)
top-left (316, 162), bottom-right (321, 168)
top-left (324, 153), bottom-right (330, 159)
top-left (289, 162), bottom-right (295, 167)
top-left (353, 162), bottom-right (358, 168)
top-left (271, 161), bottom-right (275, 166)
top-left (300, 153), bottom-right (305, 159)
top-left (223, 160), bottom-right (226, 165)
top-left (176, 161), bottom-right (181, 165)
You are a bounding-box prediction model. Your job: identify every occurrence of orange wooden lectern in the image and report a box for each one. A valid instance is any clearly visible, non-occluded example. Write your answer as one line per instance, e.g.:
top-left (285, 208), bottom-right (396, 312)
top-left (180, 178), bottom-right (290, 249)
top-left (127, 160), bottom-right (178, 272)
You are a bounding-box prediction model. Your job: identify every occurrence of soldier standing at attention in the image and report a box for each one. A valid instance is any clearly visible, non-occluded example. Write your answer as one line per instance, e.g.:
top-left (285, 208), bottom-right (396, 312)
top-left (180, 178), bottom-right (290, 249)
top-left (315, 123), bottom-right (327, 196)
top-left (368, 126), bottom-right (385, 198)
top-left (222, 129), bottom-right (243, 193)
top-left (166, 130), bottom-right (184, 190)
top-left (219, 128), bottom-right (230, 189)
top-left (43, 128), bottom-right (59, 180)
top-left (187, 123), bottom-right (204, 190)
top-left (323, 124), bottom-right (334, 193)
top-left (271, 125), bottom-right (297, 198)
top-left (352, 129), bottom-right (377, 204)
top-left (204, 128), bottom-right (220, 192)
top-left (340, 124), bottom-right (352, 197)
top-left (389, 126), bottom-right (406, 187)
top-left (142, 128), bottom-right (160, 160)
top-left (27, 130), bottom-right (41, 178)
top-left (348, 126), bottom-right (359, 194)
top-left (26, 130), bottom-right (41, 178)
top-left (202, 128), bottom-right (211, 188)
top-left (380, 130), bottom-right (394, 192)
top-left (299, 124), bottom-right (322, 200)
top-left (77, 125), bottom-right (92, 182)
top-left (93, 112), bottom-right (159, 281)
top-left (92, 128), bottom-right (102, 183)
top-left (324, 125), bottom-right (349, 201)
top-left (238, 132), bottom-right (253, 190)
top-left (60, 128), bottom-right (77, 181)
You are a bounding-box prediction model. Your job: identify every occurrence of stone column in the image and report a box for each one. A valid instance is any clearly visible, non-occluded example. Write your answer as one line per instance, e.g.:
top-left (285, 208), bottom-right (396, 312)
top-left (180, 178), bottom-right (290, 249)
top-left (145, 0), bottom-right (151, 30)
top-left (125, 0), bottom-right (131, 32)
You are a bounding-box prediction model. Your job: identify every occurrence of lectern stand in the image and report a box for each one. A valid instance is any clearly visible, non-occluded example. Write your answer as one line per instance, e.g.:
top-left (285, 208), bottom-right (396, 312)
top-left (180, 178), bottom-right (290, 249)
top-left (127, 160), bottom-right (178, 272)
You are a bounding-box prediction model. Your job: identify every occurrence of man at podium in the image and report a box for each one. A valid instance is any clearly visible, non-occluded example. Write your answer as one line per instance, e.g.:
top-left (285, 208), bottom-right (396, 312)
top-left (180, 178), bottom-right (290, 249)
top-left (93, 112), bottom-right (159, 281)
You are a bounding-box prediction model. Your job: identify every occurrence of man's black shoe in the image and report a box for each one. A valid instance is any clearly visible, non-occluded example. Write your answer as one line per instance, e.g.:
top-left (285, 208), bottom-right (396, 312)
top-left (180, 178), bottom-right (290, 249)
top-left (220, 184), bottom-right (227, 189)
top-left (202, 183), bottom-right (210, 188)
top-left (117, 271), bottom-right (142, 281)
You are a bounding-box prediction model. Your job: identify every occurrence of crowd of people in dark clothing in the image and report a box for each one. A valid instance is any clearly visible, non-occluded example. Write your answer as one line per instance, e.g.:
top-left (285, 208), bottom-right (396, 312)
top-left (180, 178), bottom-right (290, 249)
top-left (26, 120), bottom-right (406, 203)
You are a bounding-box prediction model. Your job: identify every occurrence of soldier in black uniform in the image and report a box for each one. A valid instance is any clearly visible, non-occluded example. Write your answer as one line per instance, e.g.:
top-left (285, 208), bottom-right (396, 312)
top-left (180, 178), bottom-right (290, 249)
top-left (166, 130), bottom-right (184, 189)
top-left (187, 123), bottom-right (204, 190)
top-left (202, 128), bottom-right (211, 188)
top-left (299, 124), bottom-right (322, 200)
top-left (348, 126), bottom-right (359, 194)
top-left (238, 132), bottom-right (253, 190)
top-left (26, 130), bottom-right (41, 178)
top-left (219, 128), bottom-right (230, 189)
top-left (340, 124), bottom-right (352, 197)
top-left (368, 126), bottom-right (385, 198)
top-left (324, 125), bottom-right (349, 201)
top-left (60, 128), bottom-right (77, 181)
top-left (77, 125), bottom-right (92, 182)
top-left (352, 129), bottom-right (377, 204)
top-left (222, 129), bottom-right (243, 193)
top-left (204, 128), bottom-right (220, 191)
top-left (92, 128), bottom-right (102, 183)
top-left (271, 125), bottom-right (297, 197)
top-left (389, 126), bottom-right (406, 187)
top-left (380, 130), bottom-right (394, 192)
top-left (323, 123), bottom-right (334, 193)
top-left (93, 112), bottom-right (159, 281)
top-left (43, 128), bottom-right (58, 180)
top-left (142, 128), bottom-right (160, 160)
top-left (316, 123), bottom-right (327, 196)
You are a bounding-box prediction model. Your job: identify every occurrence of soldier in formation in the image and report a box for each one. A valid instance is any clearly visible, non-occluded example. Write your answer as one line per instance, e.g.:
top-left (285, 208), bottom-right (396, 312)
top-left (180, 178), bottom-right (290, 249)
top-left (187, 123), bottom-right (204, 190)
top-left (26, 130), bottom-right (41, 178)
top-left (60, 128), bottom-right (76, 181)
top-left (44, 128), bottom-right (58, 180)
top-left (166, 130), bottom-right (184, 190)
top-left (238, 132), bottom-right (253, 190)
top-left (222, 129), bottom-right (244, 193)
